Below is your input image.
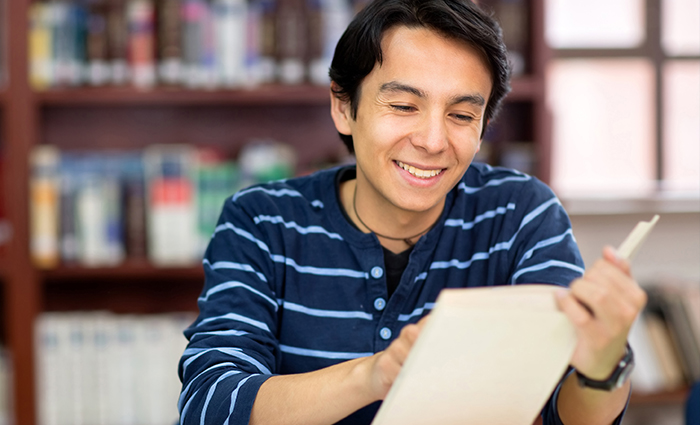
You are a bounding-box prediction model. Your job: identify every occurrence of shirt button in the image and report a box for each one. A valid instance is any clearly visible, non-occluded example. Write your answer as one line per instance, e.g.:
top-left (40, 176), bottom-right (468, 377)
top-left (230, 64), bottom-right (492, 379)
top-left (374, 298), bottom-right (386, 311)
top-left (371, 266), bottom-right (384, 279)
top-left (379, 327), bottom-right (392, 340)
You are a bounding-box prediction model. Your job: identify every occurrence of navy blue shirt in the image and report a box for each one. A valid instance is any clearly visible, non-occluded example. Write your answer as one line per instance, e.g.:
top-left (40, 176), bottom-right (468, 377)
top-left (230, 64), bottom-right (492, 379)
top-left (178, 163), bottom-right (599, 424)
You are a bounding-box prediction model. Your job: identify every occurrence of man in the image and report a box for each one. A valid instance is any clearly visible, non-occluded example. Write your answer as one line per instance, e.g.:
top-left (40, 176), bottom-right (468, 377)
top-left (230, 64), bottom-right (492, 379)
top-left (178, 1), bottom-right (647, 424)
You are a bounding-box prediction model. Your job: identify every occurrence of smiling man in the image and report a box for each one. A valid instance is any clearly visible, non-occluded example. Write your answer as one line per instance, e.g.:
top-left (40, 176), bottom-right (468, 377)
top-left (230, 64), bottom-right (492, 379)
top-left (178, 1), bottom-right (645, 424)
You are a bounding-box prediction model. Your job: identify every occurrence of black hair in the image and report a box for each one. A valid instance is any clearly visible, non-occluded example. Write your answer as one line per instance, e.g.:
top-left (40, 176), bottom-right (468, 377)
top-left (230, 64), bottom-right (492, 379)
top-left (329, 0), bottom-right (511, 153)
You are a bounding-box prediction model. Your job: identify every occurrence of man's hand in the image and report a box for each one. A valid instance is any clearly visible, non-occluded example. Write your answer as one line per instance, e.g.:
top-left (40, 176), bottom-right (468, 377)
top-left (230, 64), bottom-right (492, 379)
top-left (555, 246), bottom-right (647, 380)
top-left (365, 316), bottom-right (428, 400)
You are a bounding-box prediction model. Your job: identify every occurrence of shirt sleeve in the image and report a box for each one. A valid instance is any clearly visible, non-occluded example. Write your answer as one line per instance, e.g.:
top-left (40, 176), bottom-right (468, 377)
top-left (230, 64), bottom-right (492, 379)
top-left (177, 195), bottom-right (280, 424)
top-left (508, 178), bottom-right (585, 287)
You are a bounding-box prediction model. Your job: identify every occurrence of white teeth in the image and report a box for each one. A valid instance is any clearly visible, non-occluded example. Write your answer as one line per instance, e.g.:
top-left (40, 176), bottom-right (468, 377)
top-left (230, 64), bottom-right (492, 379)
top-left (396, 161), bottom-right (443, 179)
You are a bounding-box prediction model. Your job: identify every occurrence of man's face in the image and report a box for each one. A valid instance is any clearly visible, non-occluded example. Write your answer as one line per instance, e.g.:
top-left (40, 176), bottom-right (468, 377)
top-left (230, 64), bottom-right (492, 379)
top-left (332, 25), bottom-right (493, 216)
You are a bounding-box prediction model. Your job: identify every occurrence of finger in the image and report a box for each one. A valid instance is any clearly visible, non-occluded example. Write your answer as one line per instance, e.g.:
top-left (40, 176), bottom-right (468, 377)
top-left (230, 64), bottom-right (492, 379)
top-left (602, 245), bottom-right (631, 276)
top-left (555, 289), bottom-right (594, 328)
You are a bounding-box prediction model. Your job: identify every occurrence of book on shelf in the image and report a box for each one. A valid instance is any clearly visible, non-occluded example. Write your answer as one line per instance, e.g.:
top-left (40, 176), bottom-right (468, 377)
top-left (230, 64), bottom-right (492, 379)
top-left (157, 0), bottom-right (183, 85)
top-left (127, 0), bottom-right (157, 88)
top-left (30, 146), bottom-right (61, 269)
top-left (35, 311), bottom-right (195, 425)
top-left (629, 280), bottom-right (700, 394)
top-left (144, 144), bottom-right (199, 266)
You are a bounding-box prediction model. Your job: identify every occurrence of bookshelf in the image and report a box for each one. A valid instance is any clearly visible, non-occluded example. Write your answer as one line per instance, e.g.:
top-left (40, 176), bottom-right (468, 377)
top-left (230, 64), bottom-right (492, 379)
top-left (7, 0), bottom-right (683, 424)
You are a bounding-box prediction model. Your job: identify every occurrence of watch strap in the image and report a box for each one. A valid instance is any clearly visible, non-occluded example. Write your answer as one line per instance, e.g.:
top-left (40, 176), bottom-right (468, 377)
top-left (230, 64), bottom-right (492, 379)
top-left (575, 343), bottom-right (635, 391)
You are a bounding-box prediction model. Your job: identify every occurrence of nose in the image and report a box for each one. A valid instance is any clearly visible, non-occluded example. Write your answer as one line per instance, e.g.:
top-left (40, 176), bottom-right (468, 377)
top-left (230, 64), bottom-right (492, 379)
top-left (412, 111), bottom-right (448, 154)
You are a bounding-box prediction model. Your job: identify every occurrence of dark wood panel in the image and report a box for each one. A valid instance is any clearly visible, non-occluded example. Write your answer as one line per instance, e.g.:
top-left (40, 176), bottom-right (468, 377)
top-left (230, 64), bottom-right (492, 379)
top-left (44, 277), bottom-right (201, 314)
top-left (40, 103), bottom-right (346, 170)
top-left (44, 261), bottom-right (203, 281)
top-left (36, 84), bottom-right (332, 106)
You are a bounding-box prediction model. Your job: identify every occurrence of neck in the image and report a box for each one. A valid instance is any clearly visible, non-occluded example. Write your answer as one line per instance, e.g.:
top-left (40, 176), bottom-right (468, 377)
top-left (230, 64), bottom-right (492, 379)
top-left (342, 178), bottom-right (442, 249)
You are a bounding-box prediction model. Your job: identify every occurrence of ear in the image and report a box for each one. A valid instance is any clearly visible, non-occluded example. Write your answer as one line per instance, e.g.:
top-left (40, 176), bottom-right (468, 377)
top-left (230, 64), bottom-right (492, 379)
top-left (329, 84), bottom-right (353, 136)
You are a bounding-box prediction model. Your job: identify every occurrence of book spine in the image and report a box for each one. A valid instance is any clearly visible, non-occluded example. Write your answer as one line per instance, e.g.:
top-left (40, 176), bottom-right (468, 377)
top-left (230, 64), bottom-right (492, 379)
top-left (157, 0), bottom-right (183, 84)
top-left (213, 0), bottom-right (248, 88)
top-left (123, 154), bottom-right (148, 260)
top-left (144, 145), bottom-right (198, 266)
top-left (30, 146), bottom-right (61, 269)
top-left (127, 0), bottom-right (157, 88)
top-left (86, 0), bottom-right (111, 86)
top-left (59, 154), bottom-right (79, 264)
top-left (29, 2), bottom-right (55, 90)
top-left (107, 0), bottom-right (130, 85)
top-left (275, 0), bottom-right (307, 84)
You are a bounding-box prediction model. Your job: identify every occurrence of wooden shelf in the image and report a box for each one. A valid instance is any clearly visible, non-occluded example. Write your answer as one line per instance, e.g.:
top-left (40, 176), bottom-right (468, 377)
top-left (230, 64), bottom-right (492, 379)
top-left (34, 84), bottom-right (332, 106)
top-left (43, 260), bottom-right (204, 281)
top-left (32, 76), bottom-right (543, 106)
top-left (630, 387), bottom-right (690, 405)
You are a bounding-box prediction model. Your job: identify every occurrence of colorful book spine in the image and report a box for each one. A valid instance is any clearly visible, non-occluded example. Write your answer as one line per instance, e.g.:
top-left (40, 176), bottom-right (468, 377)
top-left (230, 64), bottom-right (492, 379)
top-left (30, 146), bottom-right (61, 269)
top-left (144, 145), bottom-right (198, 266)
top-left (127, 0), bottom-right (157, 88)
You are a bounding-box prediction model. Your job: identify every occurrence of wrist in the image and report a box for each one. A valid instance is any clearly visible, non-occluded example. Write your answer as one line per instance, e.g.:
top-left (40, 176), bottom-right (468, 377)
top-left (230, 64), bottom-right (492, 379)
top-left (575, 343), bottom-right (634, 391)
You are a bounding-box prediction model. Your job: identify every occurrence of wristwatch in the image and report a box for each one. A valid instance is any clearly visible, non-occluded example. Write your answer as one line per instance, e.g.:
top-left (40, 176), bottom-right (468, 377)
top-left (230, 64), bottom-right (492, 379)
top-left (575, 344), bottom-right (635, 391)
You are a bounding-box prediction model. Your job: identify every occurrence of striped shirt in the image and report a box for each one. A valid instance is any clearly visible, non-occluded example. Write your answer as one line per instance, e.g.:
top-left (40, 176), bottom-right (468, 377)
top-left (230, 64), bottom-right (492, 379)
top-left (178, 163), bottom-right (590, 424)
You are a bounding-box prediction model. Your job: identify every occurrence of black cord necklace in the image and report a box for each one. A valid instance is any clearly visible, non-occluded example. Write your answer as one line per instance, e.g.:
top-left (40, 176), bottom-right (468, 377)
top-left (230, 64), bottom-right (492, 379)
top-left (352, 183), bottom-right (435, 246)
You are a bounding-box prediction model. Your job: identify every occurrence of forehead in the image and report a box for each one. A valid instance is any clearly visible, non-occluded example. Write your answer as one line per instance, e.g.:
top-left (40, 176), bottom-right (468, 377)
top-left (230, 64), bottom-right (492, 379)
top-left (363, 25), bottom-right (493, 97)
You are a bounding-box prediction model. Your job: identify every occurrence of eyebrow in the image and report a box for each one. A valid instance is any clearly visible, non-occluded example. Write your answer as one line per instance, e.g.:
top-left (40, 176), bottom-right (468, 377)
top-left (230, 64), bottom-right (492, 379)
top-left (379, 81), bottom-right (486, 107)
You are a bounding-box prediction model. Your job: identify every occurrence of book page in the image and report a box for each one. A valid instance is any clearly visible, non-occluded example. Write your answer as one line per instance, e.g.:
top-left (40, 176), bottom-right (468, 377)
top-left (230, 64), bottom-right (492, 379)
top-left (372, 285), bottom-right (576, 425)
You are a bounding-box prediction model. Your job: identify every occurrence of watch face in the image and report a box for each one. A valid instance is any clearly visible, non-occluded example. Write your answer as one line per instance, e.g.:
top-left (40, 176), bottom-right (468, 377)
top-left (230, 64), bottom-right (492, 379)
top-left (615, 360), bottom-right (635, 388)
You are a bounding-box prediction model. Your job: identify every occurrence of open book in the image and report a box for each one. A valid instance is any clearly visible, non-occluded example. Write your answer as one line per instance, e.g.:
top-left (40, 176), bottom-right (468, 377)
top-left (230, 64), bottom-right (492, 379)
top-left (371, 215), bottom-right (660, 425)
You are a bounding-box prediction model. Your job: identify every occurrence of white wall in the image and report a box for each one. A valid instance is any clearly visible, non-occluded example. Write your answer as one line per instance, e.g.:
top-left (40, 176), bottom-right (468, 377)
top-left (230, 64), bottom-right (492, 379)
top-left (569, 212), bottom-right (700, 286)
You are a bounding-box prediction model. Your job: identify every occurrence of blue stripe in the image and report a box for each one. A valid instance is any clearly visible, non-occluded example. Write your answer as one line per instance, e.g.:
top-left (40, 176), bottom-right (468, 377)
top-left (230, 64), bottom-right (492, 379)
top-left (216, 223), bottom-right (367, 279)
top-left (414, 272), bottom-right (428, 282)
top-left (215, 222), bottom-right (272, 254)
top-left (179, 363), bottom-right (236, 411)
top-left (429, 198), bottom-right (560, 273)
top-left (253, 215), bottom-right (343, 240)
top-left (511, 260), bottom-right (584, 284)
top-left (233, 187), bottom-right (303, 202)
top-left (444, 203), bottom-right (516, 230)
top-left (517, 229), bottom-right (576, 267)
top-left (200, 370), bottom-right (241, 425)
top-left (203, 259), bottom-right (268, 283)
top-left (199, 281), bottom-right (278, 311)
top-left (190, 330), bottom-right (250, 342)
top-left (184, 347), bottom-right (272, 375)
top-left (282, 301), bottom-right (373, 320)
top-left (311, 200), bottom-right (324, 208)
top-left (270, 255), bottom-right (369, 279)
top-left (398, 303), bottom-right (436, 321)
top-left (197, 312), bottom-right (271, 333)
top-left (223, 375), bottom-right (257, 425)
top-left (279, 344), bottom-right (373, 360)
top-left (430, 251), bottom-right (491, 270)
top-left (179, 388), bottom-right (200, 425)
top-left (458, 175), bottom-right (531, 194)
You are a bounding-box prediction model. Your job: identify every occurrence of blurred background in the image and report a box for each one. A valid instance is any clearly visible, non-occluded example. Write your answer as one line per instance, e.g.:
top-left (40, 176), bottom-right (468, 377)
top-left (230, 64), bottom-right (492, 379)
top-left (0, 0), bottom-right (698, 424)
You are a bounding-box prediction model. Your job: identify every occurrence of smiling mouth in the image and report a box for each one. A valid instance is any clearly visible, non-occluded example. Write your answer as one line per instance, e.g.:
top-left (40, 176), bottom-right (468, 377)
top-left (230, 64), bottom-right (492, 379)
top-left (395, 160), bottom-right (444, 179)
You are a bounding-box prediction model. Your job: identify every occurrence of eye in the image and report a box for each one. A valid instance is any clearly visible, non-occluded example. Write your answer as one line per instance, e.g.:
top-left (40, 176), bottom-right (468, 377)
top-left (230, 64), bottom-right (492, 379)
top-left (451, 113), bottom-right (475, 123)
top-left (390, 105), bottom-right (416, 113)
